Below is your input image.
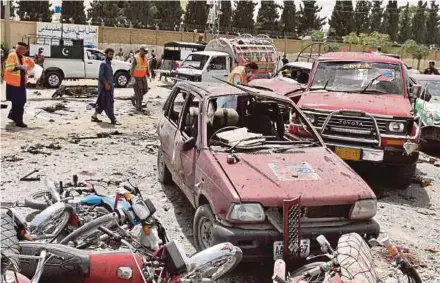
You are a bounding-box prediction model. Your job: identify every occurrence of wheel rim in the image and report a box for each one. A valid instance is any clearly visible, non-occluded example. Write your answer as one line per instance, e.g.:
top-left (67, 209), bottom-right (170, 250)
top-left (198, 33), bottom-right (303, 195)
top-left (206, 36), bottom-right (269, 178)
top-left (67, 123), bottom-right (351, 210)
top-left (33, 191), bottom-right (53, 205)
top-left (37, 210), bottom-right (69, 238)
top-left (199, 216), bottom-right (213, 249)
top-left (117, 75), bottom-right (127, 86)
top-left (48, 74), bottom-right (59, 86)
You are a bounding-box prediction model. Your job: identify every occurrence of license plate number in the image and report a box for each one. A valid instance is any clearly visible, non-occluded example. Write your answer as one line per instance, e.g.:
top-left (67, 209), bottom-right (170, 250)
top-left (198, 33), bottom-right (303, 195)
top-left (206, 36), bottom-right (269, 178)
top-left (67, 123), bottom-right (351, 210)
top-left (335, 147), bottom-right (361, 161)
top-left (273, 239), bottom-right (310, 261)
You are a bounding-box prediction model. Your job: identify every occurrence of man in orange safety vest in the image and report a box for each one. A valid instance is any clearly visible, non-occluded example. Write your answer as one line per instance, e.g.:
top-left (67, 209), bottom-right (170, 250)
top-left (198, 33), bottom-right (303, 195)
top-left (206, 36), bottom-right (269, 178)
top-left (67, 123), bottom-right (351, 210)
top-left (4, 42), bottom-right (35, 128)
top-left (130, 45), bottom-right (149, 111)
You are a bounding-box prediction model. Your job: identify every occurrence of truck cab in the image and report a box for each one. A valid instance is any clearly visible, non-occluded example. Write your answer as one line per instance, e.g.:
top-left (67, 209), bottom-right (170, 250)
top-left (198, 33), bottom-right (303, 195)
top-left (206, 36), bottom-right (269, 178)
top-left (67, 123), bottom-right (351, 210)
top-left (291, 52), bottom-right (421, 189)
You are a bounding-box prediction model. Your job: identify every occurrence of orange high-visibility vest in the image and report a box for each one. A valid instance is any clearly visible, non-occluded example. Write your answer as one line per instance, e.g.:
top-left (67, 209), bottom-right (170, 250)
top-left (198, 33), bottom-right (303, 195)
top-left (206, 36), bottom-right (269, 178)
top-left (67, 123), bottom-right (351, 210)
top-left (133, 54), bottom-right (148, 78)
top-left (4, 52), bottom-right (34, 87)
top-left (227, 66), bottom-right (247, 85)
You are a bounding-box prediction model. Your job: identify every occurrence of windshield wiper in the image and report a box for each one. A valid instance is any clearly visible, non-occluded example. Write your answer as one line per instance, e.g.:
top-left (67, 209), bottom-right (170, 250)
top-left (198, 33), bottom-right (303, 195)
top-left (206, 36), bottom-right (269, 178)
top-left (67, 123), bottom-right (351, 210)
top-left (310, 77), bottom-right (331, 91)
top-left (361, 74), bottom-right (383, 93)
top-left (272, 142), bottom-right (320, 153)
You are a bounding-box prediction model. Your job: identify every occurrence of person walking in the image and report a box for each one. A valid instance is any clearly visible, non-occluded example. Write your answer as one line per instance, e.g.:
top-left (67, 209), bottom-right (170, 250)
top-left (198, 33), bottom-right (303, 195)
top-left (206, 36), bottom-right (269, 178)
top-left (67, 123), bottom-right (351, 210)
top-left (91, 48), bottom-right (120, 125)
top-left (150, 54), bottom-right (158, 80)
top-left (34, 47), bottom-right (45, 88)
top-left (130, 45), bottom-right (149, 111)
top-left (4, 42), bottom-right (35, 128)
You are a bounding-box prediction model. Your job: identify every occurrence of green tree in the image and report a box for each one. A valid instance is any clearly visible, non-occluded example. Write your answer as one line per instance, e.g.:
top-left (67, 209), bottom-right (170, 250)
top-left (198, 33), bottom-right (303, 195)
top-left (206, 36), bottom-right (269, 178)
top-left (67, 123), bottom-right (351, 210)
top-left (398, 3), bottom-right (413, 43)
top-left (256, 1), bottom-right (281, 32)
top-left (232, 0), bottom-right (256, 31)
top-left (219, 0), bottom-right (232, 32)
top-left (343, 32), bottom-right (361, 50)
top-left (354, 0), bottom-right (372, 34)
top-left (155, 1), bottom-right (183, 30)
top-left (360, 32), bottom-right (392, 52)
top-left (17, 0), bottom-right (52, 22)
top-left (61, 1), bottom-right (86, 24)
top-left (124, 1), bottom-right (158, 28)
top-left (184, 0), bottom-right (208, 29)
top-left (328, 0), bottom-right (354, 39)
top-left (370, 0), bottom-right (383, 32)
top-left (297, 0), bottom-right (326, 35)
top-left (403, 39), bottom-right (430, 69)
top-left (311, 31), bottom-right (324, 41)
top-left (281, 0), bottom-right (296, 34)
top-left (87, 1), bottom-right (124, 27)
top-left (411, 0), bottom-right (428, 44)
top-left (380, 0), bottom-right (399, 41)
top-left (426, 0), bottom-right (440, 45)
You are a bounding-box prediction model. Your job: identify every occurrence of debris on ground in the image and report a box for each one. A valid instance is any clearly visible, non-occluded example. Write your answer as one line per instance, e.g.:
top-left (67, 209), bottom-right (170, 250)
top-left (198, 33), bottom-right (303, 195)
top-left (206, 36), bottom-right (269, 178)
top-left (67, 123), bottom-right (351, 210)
top-left (413, 174), bottom-right (433, 187)
top-left (33, 91), bottom-right (42, 96)
top-left (425, 248), bottom-right (440, 253)
top-left (68, 131), bottom-right (123, 143)
top-left (41, 103), bottom-right (69, 114)
top-left (20, 169), bottom-right (40, 181)
top-left (2, 155), bottom-right (24, 162)
top-left (52, 85), bottom-right (98, 98)
top-left (21, 142), bottom-right (62, 155)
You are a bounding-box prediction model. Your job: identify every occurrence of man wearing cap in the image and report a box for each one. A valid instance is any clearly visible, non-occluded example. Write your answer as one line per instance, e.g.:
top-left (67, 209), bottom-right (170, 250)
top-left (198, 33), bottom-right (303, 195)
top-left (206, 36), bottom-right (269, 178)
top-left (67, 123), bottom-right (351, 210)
top-left (4, 42), bottom-right (35, 128)
top-left (34, 47), bottom-right (45, 88)
top-left (130, 45), bottom-right (149, 111)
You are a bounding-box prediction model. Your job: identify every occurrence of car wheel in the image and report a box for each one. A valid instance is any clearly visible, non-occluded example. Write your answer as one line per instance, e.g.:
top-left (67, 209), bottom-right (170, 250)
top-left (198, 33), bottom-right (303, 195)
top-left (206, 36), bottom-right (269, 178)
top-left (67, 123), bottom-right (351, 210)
top-left (45, 71), bottom-right (62, 88)
top-left (193, 204), bottom-right (216, 251)
top-left (157, 149), bottom-right (172, 184)
top-left (387, 163), bottom-right (417, 190)
top-left (114, 71), bottom-right (129, 88)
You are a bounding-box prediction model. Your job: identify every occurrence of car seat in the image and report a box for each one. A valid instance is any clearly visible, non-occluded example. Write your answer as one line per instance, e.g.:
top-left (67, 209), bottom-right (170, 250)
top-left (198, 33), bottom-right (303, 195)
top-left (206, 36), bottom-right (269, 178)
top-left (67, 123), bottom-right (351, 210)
top-left (208, 108), bottom-right (240, 141)
top-left (246, 103), bottom-right (277, 136)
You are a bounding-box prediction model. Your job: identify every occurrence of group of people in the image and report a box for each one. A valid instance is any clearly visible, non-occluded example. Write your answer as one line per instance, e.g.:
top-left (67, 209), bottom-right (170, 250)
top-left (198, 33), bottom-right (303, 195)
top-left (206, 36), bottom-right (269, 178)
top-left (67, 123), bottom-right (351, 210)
top-left (115, 47), bottom-right (160, 79)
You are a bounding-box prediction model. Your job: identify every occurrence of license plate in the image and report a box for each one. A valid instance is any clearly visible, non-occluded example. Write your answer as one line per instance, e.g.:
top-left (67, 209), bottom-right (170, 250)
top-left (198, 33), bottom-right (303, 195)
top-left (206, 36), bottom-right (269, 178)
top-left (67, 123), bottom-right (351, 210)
top-left (335, 147), bottom-right (361, 161)
top-left (273, 239), bottom-right (310, 260)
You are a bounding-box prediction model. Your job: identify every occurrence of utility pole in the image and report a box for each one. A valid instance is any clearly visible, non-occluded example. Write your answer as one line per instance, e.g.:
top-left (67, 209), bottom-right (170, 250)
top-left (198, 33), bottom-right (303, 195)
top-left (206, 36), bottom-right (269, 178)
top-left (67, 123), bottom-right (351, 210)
top-left (5, 0), bottom-right (11, 46)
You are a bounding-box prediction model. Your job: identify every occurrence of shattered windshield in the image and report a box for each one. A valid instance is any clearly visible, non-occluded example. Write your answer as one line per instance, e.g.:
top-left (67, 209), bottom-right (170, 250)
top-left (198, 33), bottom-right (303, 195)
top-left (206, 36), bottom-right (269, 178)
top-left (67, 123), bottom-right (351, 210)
top-left (311, 61), bottom-right (404, 95)
top-left (207, 94), bottom-right (321, 152)
top-left (420, 80), bottom-right (440, 97)
top-left (180, 54), bottom-right (209, 70)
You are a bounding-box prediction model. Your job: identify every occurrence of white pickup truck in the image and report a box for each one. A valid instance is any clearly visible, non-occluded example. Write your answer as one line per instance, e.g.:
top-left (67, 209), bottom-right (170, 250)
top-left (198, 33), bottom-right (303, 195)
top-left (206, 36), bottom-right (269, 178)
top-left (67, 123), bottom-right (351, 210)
top-left (39, 47), bottom-right (131, 88)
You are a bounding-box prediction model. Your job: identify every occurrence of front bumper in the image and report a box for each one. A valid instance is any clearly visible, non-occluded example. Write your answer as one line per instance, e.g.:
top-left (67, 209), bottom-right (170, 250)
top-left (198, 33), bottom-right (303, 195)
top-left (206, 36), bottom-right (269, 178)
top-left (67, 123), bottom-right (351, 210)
top-left (326, 142), bottom-right (419, 165)
top-left (211, 220), bottom-right (380, 261)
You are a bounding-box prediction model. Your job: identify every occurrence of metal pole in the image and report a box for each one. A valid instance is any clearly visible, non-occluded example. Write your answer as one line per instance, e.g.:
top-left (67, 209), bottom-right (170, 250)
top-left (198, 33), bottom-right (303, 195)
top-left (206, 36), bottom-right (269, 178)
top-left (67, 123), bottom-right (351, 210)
top-left (5, 0), bottom-right (11, 45)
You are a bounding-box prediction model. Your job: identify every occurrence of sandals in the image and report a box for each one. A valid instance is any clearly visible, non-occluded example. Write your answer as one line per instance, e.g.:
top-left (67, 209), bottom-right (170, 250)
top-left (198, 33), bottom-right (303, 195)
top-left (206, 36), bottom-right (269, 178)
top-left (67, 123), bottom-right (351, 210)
top-left (91, 116), bottom-right (102, 123)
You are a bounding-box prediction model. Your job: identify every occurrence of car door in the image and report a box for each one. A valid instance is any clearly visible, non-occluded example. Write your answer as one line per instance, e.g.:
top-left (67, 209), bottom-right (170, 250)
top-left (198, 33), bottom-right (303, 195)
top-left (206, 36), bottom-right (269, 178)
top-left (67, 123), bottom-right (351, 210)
top-left (202, 56), bottom-right (228, 82)
top-left (85, 49), bottom-right (105, 79)
top-left (172, 92), bottom-right (202, 204)
top-left (157, 87), bottom-right (188, 187)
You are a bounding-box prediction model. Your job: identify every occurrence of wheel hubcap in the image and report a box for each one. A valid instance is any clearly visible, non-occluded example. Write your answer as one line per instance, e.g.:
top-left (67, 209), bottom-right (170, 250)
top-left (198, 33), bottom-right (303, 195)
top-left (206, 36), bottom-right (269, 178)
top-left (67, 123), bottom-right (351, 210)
top-left (118, 75), bottom-right (127, 86)
top-left (199, 217), bottom-right (213, 248)
top-left (49, 75), bottom-right (59, 86)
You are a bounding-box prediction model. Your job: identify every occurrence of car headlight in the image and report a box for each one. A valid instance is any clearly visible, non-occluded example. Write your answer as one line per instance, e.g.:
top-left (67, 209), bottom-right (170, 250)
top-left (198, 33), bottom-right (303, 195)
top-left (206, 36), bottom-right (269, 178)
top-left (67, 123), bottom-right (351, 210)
top-left (227, 203), bottom-right (265, 223)
top-left (388, 122), bottom-right (406, 133)
top-left (304, 113), bottom-right (316, 124)
top-left (349, 199), bottom-right (377, 220)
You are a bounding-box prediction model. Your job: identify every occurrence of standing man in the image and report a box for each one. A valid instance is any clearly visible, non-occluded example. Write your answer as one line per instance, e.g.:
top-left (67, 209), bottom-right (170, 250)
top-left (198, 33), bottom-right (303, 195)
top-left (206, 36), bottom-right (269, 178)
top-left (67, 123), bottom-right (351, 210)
top-left (282, 54), bottom-right (289, 66)
top-left (130, 45), bottom-right (149, 111)
top-left (4, 42), bottom-right (35, 128)
top-left (34, 47), bottom-right (45, 88)
top-left (424, 61), bottom-right (440, 75)
top-left (91, 48), bottom-right (120, 125)
top-left (150, 54), bottom-right (158, 80)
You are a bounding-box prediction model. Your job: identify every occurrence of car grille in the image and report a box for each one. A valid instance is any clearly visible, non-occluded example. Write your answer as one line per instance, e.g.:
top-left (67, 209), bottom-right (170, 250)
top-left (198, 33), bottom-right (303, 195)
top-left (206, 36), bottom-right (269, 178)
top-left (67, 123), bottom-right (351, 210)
top-left (276, 204), bottom-right (352, 220)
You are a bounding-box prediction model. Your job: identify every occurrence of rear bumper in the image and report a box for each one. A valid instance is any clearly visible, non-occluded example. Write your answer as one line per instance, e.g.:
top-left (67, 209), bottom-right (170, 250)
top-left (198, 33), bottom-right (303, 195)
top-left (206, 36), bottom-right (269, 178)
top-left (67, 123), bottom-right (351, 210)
top-left (326, 142), bottom-right (419, 165)
top-left (211, 220), bottom-right (380, 261)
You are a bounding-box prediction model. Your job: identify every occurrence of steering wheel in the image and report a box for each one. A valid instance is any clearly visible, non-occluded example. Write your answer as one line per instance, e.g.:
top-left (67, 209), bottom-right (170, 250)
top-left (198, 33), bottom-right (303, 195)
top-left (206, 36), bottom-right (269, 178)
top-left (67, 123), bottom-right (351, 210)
top-left (208, 126), bottom-right (240, 145)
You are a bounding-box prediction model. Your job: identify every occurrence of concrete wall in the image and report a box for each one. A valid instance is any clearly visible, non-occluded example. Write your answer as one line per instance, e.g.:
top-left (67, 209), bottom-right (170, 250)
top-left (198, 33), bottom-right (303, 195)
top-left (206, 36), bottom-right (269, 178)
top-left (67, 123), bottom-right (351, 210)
top-left (1, 20), bottom-right (439, 70)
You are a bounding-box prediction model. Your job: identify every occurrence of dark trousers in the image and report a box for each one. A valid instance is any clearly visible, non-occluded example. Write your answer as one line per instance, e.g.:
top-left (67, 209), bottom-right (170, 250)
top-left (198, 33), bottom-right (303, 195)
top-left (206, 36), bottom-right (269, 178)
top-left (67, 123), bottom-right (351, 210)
top-left (6, 84), bottom-right (26, 124)
top-left (96, 90), bottom-right (116, 122)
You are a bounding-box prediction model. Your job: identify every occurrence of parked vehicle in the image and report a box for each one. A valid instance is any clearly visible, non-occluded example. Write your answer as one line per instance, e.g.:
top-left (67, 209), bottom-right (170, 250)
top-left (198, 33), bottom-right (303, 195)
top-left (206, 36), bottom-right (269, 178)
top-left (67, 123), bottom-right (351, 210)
top-left (410, 74), bottom-right (440, 143)
top-left (290, 52), bottom-right (421, 189)
top-left (170, 35), bottom-right (278, 83)
top-left (18, 216), bottom-right (242, 283)
top-left (157, 81), bottom-right (379, 261)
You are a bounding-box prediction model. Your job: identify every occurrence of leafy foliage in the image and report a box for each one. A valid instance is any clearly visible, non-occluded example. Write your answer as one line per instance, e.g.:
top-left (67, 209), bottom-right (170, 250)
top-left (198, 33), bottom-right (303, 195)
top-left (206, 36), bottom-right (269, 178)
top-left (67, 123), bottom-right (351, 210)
top-left (297, 0), bottom-right (326, 35)
top-left (411, 1), bottom-right (428, 44)
top-left (403, 39), bottom-right (430, 69)
top-left (426, 0), bottom-right (440, 45)
top-left (87, 1), bottom-right (126, 27)
top-left (155, 1), bottom-right (183, 30)
top-left (380, 0), bottom-right (399, 41)
top-left (219, 0), bottom-right (233, 32)
top-left (281, 0), bottom-right (296, 33)
top-left (124, 1), bottom-right (158, 28)
top-left (343, 32), bottom-right (361, 45)
top-left (359, 32), bottom-right (393, 52)
top-left (370, 0), bottom-right (383, 32)
top-left (354, 0), bottom-right (372, 34)
top-left (17, 0), bottom-right (52, 22)
top-left (256, 1), bottom-right (281, 31)
top-left (398, 3), bottom-right (413, 43)
top-left (61, 1), bottom-right (86, 24)
top-left (328, 0), bottom-right (355, 39)
top-left (184, 0), bottom-right (208, 29)
top-left (232, 0), bottom-right (256, 31)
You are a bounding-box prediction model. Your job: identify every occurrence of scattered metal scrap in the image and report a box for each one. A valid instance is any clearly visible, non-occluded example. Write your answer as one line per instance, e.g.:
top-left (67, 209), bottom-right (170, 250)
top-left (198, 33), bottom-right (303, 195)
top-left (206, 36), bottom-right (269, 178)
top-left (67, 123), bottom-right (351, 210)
top-left (68, 131), bottom-right (123, 143)
top-left (20, 169), bottom-right (40, 181)
top-left (52, 85), bottom-right (98, 98)
top-left (40, 103), bottom-right (69, 114)
top-left (21, 142), bottom-right (62, 155)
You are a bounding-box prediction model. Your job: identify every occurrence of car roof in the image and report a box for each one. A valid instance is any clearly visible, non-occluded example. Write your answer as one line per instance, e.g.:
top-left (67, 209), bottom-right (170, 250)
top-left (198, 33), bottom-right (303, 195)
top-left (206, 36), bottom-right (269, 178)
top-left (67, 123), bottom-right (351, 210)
top-left (176, 81), bottom-right (294, 102)
top-left (411, 74), bottom-right (440, 81)
top-left (283, 61), bottom-right (313, 70)
top-left (318, 52), bottom-right (403, 64)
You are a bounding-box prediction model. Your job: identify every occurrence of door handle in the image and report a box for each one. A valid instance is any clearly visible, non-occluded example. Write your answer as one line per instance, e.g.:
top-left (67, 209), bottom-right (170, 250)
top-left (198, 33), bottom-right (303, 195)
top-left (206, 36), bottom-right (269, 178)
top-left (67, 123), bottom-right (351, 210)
top-left (87, 62), bottom-right (93, 64)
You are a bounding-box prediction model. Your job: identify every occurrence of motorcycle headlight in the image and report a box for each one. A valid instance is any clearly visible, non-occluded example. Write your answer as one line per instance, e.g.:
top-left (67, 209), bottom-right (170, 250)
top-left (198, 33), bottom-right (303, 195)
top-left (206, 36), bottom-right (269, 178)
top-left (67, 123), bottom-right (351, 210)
top-left (388, 122), bottom-right (406, 133)
top-left (349, 199), bottom-right (377, 220)
top-left (227, 203), bottom-right (265, 223)
top-left (304, 113), bottom-right (316, 124)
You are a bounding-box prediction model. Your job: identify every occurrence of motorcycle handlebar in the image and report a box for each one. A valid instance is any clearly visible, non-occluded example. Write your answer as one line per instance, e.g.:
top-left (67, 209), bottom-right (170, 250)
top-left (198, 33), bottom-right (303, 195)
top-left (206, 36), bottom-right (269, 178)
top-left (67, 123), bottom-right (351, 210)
top-left (98, 226), bottom-right (121, 242)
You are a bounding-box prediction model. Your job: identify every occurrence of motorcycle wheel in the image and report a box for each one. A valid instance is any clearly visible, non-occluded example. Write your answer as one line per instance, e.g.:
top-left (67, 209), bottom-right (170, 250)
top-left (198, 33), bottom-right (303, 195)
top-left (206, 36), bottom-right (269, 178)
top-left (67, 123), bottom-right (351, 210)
top-left (25, 190), bottom-right (53, 210)
top-left (59, 213), bottom-right (116, 246)
top-left (32, 206), bottom-right (70, 242)
top-left (289, 262), bottom-right (326, 283)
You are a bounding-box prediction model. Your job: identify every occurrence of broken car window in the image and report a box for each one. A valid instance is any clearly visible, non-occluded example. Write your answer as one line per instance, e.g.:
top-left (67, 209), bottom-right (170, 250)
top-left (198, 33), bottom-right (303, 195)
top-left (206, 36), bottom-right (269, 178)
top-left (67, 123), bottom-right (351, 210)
top-left (181, 95), bottom-right (200, 140)
top-left (311, 61), bottom-right (404, 95)
top-left (167, 89), bottom-right (187, 125)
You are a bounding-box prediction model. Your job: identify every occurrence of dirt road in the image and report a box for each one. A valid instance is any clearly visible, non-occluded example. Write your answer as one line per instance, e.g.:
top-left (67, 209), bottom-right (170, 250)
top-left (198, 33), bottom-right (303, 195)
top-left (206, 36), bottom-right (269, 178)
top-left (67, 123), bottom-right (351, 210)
top-left (1, 81), bottom-right (439, 282)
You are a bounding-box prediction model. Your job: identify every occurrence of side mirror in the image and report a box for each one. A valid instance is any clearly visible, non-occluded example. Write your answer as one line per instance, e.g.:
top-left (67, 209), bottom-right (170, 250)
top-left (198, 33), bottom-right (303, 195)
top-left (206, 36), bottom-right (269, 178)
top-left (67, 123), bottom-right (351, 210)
top-left (412, 84), bottom-right (422, 98)
top-left (182, 137), bottom-right (196, 151)
top-left (207, 64), bottom-right (214, 71)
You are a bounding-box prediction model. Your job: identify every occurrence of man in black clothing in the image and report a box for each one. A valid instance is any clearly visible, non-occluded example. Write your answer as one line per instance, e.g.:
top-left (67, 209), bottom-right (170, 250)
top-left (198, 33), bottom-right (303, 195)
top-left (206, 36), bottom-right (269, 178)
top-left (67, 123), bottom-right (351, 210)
top-left (282, 54), bottom-right (289, 66)
top-left (424, 61), bottom-right (440, 75)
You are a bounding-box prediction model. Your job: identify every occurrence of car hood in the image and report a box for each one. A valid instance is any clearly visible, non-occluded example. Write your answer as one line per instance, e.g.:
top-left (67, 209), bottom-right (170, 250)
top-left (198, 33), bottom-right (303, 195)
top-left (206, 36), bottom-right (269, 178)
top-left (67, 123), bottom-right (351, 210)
top-left (215, 147), bottom-right (375, 207)
top-left (249, 77), bottom-right (304, 95)
top-left (298, 91), bottom-right (412, 117)
top-left (175, 67), bottom-right (203, 76)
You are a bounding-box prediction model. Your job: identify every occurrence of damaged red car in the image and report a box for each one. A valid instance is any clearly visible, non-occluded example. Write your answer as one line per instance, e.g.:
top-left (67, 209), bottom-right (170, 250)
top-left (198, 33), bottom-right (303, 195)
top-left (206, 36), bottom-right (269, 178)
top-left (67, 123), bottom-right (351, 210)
top-left (157, 81), bottom-right (379, 261)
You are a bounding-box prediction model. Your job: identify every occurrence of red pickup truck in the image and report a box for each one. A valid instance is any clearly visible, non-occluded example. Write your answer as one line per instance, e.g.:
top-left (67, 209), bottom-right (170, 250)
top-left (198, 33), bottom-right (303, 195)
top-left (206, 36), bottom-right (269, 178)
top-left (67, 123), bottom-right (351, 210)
top-left (290, 52), bottom-right (421, 189)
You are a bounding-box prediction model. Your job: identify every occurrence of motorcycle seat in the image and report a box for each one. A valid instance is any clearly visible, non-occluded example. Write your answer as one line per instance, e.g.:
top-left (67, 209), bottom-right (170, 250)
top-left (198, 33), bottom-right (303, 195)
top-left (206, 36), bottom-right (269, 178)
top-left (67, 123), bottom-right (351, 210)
top-left (19, 242), bottom-right (89, 283)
